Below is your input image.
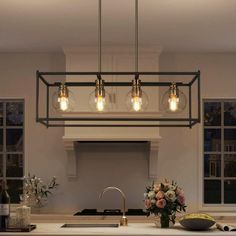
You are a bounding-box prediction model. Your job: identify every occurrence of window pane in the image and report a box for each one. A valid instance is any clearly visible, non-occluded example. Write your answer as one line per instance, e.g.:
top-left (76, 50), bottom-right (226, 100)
top-left (7, 180), bottom-right (23, 204)
top-left (224, 102), bottom-right (236, 126)
top-left (6, 154), bottom-right (23, 177)
top-left (204, 180), bottom-right (221, 204)
top-left (0, 103), bottom-right (3, 126)
top-left (6, 129), bottom-right (23, 152)
top-left (204, 129), bottom-right (221, 152)
top-left (224, 180), bottom-right (236, 203)
top-left (6, 102), bottom-right (23, 126)
top-left (224, 154), bottom-right (236, 177)
top-left (0, 154), bottom-right (3, 177)
top-left (0, 129), bottom-right (3, 152)
top-left (224, 129), bottom-right (236, 152)
top-left (204, 102), bottom-right (221, 126)
top-left (204, 154), bottom-right (221, 177)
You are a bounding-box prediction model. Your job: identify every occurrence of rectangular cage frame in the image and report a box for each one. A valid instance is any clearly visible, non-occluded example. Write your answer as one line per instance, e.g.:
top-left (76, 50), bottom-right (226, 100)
top-left (36, 70), bottom-right (201, 128)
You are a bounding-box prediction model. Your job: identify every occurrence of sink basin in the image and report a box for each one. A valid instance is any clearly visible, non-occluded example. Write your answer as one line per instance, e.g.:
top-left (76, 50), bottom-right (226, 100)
top-left (61, 223), bottom-right (119, 228)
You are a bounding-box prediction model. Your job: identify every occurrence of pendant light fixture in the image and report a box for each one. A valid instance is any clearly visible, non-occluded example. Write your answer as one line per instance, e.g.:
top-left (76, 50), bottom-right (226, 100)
top-left (88, 0), bottom-right (110, 112)
top-left (89, 76), bottom-right (110, 112)
top-left (161, 82), bottom-right (187, 113)
top-left (126, 0), bottom-right (148, 112)
top-left (126, 76), bottom-right (148, 112)
top-left (36, 0), bottom-right (201, 128)
top-left (57, 83), bottom-right (69, 111)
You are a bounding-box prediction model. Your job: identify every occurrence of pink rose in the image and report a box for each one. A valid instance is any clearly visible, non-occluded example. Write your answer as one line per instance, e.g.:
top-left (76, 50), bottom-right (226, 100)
top-left (176, 187), bottom-right (184, 195)
top-left (156, 191), bottom-right (165, 199)
top-left (156, 199), bottom-right (166, 209)
top-left (144, 199), bottom-right (151, 209)
top-left (177, 194), bottom-right (185, 205)
top-left (154, 184), bottom-right (160, 192)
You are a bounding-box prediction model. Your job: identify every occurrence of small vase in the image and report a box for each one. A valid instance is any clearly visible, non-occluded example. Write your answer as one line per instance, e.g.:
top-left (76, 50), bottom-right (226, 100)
top-left (160, 214), bottom-right (169, 228)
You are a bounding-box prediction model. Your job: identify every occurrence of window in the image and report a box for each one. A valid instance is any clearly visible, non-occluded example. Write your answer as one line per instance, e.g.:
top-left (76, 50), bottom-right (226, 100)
top-left (203, 99), bottom-right (236, 204)
top-left (0, 100), bottom-right (24, 203)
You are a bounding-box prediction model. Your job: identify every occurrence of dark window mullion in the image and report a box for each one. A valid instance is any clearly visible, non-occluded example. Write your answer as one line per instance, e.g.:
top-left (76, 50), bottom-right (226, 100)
top-left (221, 101), bottom-right (224, 204)
top-left (5, 126), bottom-right (23, 129)
top-left (204, 151), bottom-right (221, 155)
top-left (5, 152), bottom-right (23, 155)
top-left (204, 177), bottom-right (222, 180)
top-left (3, 102), bottom-right (6, 179)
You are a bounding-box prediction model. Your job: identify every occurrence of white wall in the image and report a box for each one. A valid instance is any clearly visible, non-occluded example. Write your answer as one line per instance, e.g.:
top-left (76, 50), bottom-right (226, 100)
top-left (1, 52), bottom-right (236, 214)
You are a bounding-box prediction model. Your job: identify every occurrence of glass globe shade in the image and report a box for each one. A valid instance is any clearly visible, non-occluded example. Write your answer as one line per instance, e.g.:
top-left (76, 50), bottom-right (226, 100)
top-left (126, 89), bottom-right (149, 112)
top-left (52, 86), bottom-right (76, 112)
top-left (161, 87), bottom-right (187, 113)
top-left (88, 90), bottom-right (111, 112)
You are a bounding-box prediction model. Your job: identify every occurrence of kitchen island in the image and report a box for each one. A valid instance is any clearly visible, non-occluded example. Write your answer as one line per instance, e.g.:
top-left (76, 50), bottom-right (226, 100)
top-left (0, 222), bottom-right (236, 236)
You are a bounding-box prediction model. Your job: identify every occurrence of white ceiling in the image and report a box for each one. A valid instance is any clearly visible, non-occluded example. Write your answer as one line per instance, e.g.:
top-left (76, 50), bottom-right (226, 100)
top-left (0, 0), bottom-right (236, 53)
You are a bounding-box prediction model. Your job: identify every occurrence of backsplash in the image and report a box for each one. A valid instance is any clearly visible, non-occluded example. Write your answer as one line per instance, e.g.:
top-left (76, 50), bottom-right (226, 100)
top-left (74, 142), bottom-right (149, 211)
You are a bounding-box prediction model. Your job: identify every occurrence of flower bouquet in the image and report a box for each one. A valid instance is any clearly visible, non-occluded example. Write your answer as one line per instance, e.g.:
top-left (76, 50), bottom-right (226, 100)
top-left (22, 174), bottom-right (59, 208)
top-left (144, 179), bottom-right (186, 228)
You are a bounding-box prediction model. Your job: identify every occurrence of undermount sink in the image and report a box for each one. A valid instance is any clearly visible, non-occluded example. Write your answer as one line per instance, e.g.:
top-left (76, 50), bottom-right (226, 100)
top-left (61, 223), bottom-right (119, 228)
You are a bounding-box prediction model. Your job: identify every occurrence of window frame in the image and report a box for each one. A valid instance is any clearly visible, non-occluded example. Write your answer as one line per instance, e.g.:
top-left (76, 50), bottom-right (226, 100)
top-left (0, 99), bottom-right (25, 204)
top-left (199, 98), bottom-right (236, 211)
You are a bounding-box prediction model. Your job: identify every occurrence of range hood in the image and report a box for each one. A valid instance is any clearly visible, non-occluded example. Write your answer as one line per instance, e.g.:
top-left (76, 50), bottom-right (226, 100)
top-left (62, 46), bottom-right (162, 179)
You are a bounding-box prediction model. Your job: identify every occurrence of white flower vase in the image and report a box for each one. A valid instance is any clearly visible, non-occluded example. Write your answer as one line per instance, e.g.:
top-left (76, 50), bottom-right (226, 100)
top-left (27, 196), bottom-right (47, 214)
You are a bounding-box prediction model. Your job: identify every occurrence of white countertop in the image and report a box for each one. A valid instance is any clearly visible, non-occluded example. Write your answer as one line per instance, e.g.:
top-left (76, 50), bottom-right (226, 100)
top-left (0, 223), bottom-right (236, 236)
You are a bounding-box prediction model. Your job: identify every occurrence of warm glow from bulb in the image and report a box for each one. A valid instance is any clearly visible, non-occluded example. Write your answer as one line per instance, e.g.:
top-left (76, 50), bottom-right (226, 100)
top-left (168, 95), bottom-right (179, 112)
top-left (95, 96), bottom-right (105, 111)
top-left (58, 96), bottom-right (69, 111)
top-left (131, 96), bottom-right (142, 111)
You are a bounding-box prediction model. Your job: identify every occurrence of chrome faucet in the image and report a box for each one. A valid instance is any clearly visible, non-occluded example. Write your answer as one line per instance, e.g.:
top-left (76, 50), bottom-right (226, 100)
top-left (99, 186), bottom-right (128, 226)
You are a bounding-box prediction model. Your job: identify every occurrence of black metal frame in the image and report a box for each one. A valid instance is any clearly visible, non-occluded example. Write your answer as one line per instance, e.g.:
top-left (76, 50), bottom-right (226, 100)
top-left (36, 70), bottom-right (201, 128)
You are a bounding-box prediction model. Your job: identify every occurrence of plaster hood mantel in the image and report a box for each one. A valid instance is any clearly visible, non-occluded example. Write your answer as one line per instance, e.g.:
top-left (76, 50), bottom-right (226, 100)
top-left (62, 45), bottom-right (162, 179)
top-left (63, 129), bottom-right (161, 179)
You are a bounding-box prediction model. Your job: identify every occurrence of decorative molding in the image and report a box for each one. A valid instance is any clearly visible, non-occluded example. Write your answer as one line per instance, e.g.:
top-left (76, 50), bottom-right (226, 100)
top-left (63, 137), bottom-right (161, 179)
top-left (63, 141), bottom-right (77, 178)
top-left (149, 140), bottom-right (160, 179)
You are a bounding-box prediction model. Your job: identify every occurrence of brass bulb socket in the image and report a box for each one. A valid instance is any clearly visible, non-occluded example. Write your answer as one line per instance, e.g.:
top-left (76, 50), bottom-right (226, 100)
top-left (169, 83), bottom-right (179, 98)
top-left (95, 79), bottom-right (105, 98)
top-left (58, 83), bottom-right (69, 98)
top-left (132, 79), bottom-right (142, 98)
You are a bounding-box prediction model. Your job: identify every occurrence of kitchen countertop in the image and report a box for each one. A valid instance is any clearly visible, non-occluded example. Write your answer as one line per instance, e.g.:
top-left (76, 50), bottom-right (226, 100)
top-left (29, 213), bottom-right (236, 223)
top-left (1, 214), bottom-right (236, 236)
top-left (0, 222), bottom-right (236, 236)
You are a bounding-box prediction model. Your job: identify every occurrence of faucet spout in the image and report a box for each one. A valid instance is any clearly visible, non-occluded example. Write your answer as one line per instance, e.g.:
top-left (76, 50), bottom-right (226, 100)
top-left (99, 186), bottom-right (128, 226)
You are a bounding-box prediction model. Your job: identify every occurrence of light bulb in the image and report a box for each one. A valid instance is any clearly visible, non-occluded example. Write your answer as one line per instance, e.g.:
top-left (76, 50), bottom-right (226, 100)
top-left (161, 82), bottom-right (187, 113)
top-left (132, 96), bottom-right (142, 112)
top-left (89, 78), bottom-right (110, 112)
top-left (126, 78), bottom-right (148, 112)
top-left (95, 95), bottom-right (106, 112)
top-left (168, 95), bottom-right (179, 112)
top-left (52, 83), bottom-right (75, 112)
top-left (57, 83), bottom-right (69, 112)
top-left (58, 96), bottom-right (69, 111)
